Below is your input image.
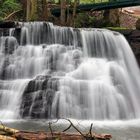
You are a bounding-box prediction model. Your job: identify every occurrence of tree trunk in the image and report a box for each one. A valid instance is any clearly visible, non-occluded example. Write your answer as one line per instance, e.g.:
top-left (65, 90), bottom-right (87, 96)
top-left (72, 0), bottom-right (78, 27)
top-left (43, 0), bottom-right (48, 20)
top-left (0, 135), bottom-right (16, 140)
top-left (20, 0), bottom-right (27, 20)
top-left (26, 0), bottom-right (31, 21)
top-left (60, 0), bottom-right (66, 25)
top-left (30, 0), bottom-right (38, 20)
top-left (26, 0), bottom-right (49, 21)
top-left (103, 9), bottom-right (120, 26)
top-left (66, 0), bottom-right (70, 25)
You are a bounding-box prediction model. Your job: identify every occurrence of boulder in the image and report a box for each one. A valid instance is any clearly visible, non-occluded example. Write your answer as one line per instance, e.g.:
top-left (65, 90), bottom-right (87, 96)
top-left (136, 18), bottom-right (140, 30)
top-left (20, 75), bottom-right (60, 118)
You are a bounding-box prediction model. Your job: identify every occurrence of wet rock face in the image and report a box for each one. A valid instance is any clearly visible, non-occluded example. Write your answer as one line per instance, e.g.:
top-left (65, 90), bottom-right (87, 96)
top-left (0, 22), bottom-right (17, 36)
top-left (0, 57), bottom-right (10, 80)
top-left (0, 29), bottom-right (9, 36)
top-left (115, 29), bottom-right (140, 66)
top-left (0, 36), bottom-right (18, 54)
top-left (136, 18), bottom-right (140, 30)
top-left (0, 21), bottom-right (16, 28)
top-left (127, 30), bottom-right (140, 66)
top-left (0, 22), bottom-right (21, 44)
top-left (0, 36), bottom-right (19, 80)
top-left (20, 75), bottom-right (60, 118)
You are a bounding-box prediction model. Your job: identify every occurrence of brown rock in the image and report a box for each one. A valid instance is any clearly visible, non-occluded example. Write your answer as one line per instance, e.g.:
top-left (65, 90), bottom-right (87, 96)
top-left (136, 18), bottom-right (140, 30)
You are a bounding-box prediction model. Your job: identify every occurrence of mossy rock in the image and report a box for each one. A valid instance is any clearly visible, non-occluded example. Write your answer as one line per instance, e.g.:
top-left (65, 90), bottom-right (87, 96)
top-left (136, 18), bottom-right (140, 30)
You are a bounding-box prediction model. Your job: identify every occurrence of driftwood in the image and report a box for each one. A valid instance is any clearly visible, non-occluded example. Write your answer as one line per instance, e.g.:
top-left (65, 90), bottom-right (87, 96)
top-left (15, 131), bottom-right (112, 140)
top-left (0, 119), bottom-right (112, 140)
top-left (0, 122), bottom-right (19, 134)
top-left (0, 135), bottom-right (16, 140)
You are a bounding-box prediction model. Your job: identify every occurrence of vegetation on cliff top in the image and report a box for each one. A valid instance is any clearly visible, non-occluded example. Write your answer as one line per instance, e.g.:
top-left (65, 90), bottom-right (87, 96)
top-left (0, 0), bottom-right (139, 29)
top-left (0, 0), bottom-right (21, 20)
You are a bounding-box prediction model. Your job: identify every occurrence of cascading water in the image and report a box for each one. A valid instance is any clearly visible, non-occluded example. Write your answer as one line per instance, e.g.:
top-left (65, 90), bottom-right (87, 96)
top-left (0, 22), bottom-right (140, 120)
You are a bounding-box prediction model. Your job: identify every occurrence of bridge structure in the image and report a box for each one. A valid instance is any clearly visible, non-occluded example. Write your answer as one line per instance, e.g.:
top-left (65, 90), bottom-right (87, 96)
top-left (78, 0), bottom-right (140, 11)
top-left (51, 0), bottom-right (140, 16)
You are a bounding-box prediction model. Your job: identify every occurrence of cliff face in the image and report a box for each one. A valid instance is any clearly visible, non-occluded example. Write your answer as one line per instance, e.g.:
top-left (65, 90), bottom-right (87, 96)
top-left (129, 30), bottom-right (140, 66)
top-left (119, 29), bottom-right (140, 66)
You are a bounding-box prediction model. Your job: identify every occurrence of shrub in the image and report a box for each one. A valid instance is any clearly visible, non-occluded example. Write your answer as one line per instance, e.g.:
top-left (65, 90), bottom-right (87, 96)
top-left (0, 0), bottom-right (21, 19)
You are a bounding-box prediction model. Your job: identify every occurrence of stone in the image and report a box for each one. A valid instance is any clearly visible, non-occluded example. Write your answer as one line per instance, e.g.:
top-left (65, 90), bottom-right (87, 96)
top-left (136, 18), bottom-right (140, 30)
top-left (130, 30), bottom-right (140, 38)
top-left (20, 75), bottom-right (60, 118)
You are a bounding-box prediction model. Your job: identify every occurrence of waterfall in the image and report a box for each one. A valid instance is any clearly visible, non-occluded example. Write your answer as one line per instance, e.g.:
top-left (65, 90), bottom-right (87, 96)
top-left (0, 22), bottom-right (140, 120)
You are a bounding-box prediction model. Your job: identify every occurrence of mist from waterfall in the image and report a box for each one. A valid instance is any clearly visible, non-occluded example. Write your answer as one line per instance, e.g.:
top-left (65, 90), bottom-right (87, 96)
top-left (0, 22), bottom-right (140, 120)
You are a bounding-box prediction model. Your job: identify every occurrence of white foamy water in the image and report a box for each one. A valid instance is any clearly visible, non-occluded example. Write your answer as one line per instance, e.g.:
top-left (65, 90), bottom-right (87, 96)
top-left (0, 80), bottom-right (29, 119)
top-left (0, 22), bottom-right (140, 121)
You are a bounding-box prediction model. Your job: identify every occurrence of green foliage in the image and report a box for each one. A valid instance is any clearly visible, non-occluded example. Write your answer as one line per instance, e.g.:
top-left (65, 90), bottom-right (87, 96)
top-left (74, 13), bottom-right (90, 28)
top-left (0, 17), bottom-right (3, 21)
top-left (0, 0), bottom-right (21, 19)
top-left (75, 10), bottom-right (121, 28)
top-left (54, 0), bottom-right (109, 4)
top-left (80, 0), bottom-right (108, 4)
top-left (106, 27), bottom-right (129, 30)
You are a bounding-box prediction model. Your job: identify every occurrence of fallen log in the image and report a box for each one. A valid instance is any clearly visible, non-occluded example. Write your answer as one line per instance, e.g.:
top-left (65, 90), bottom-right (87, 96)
top-left (0, 134), bottom-right (16, 140)
top-left (0, 123), bottom-right (112, 140)
top-left (0, 124), bottom-right (19, 135)
top-left (15, 132), bottom-right (112, 140)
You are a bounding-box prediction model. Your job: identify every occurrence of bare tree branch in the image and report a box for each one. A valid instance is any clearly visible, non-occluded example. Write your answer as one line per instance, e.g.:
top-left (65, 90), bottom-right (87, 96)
top-left (88, 123), bottom-right (93, 137)
top-left (4, 10), bottom-right (22, 20)
top-left (48, 122), bottom-right (53, 136)
top-left (63, 123), bottom-right (72, 132)
top-left (63, 118), bottom-right (85, 138)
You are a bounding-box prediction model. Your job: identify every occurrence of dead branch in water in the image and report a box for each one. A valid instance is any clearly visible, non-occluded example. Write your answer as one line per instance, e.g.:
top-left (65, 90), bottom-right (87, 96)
top-left (48, 122), bottom-right (53, 136)
top-left (0, 122), bottom-right (19, 135)
top-left (62, 118), bottom-right (85, 138)
top-left (0, 135), bottom-right (16, 140)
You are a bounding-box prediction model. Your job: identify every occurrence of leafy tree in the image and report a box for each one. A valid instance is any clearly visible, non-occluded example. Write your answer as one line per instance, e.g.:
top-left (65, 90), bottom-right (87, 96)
top-left (0, 0), bottom-right (21, 20)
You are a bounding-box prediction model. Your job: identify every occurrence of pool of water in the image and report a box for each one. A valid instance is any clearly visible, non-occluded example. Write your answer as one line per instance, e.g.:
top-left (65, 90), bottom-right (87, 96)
top-left (2, 119), bottom-right (140, 140)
